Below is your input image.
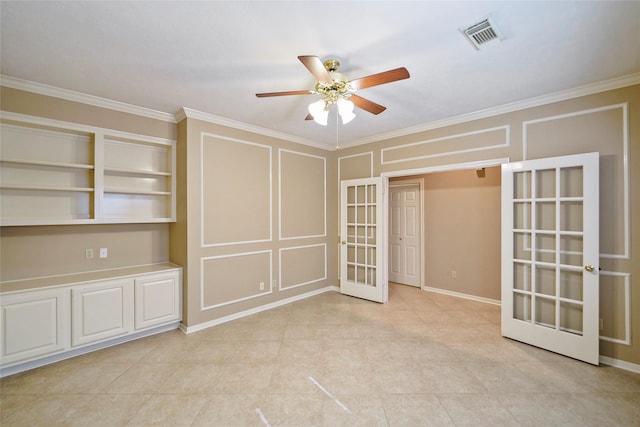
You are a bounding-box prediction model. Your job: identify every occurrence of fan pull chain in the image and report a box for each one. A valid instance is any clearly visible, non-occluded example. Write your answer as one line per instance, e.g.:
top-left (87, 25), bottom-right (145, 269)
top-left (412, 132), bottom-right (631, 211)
top-left (335, 108), bottom-right (340, 150)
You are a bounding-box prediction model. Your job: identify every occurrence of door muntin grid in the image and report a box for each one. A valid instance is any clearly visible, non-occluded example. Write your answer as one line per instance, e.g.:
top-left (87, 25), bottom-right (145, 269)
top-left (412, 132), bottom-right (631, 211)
top-left (511, 166), bottom-right (585, 336)
top-left (346, 184), bottom-right (377, 287)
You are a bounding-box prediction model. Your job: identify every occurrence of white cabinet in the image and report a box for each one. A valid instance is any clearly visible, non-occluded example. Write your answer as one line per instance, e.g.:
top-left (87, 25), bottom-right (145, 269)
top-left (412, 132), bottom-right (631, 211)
top-left (0, 113), bottom-right (176, 226)
top-left (0, 264), bottom-right (181, 375)
top-left (134, 271), bottom-right (180, 330)
top-left (71, 278), bottom-right (134, 347)
top-left (0, 288), bottom-right (70, 366)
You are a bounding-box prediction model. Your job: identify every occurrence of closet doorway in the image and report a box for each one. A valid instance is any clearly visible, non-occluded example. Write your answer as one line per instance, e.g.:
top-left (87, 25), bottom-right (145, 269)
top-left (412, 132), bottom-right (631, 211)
top-left (388, 180), bottom-right (423, 287)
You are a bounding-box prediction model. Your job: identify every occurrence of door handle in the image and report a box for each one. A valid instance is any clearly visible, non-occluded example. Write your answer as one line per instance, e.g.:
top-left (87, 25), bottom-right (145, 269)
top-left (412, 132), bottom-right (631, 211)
top-left (341, 241), bottom-right (346, 245)
top-left (584, 265), bottom-right (595, 272)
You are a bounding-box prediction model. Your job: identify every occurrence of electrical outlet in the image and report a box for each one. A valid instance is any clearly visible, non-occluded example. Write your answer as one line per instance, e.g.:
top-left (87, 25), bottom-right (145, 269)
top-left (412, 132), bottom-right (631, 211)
top-left (259, 281), bottom-right (265, 291)
top-left (451, 270), bottom-right (457, 279)
top-left (85, 248), bottom-right (94, 259)
top-left (99, 247), bottom-right (108, 258)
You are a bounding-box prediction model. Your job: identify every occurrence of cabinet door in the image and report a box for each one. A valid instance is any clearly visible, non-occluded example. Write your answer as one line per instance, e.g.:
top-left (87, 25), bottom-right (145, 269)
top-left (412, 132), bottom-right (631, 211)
top-left (0, 289), bottom-right (70, 366)
top-left (71, 279), bottom-right (134, 347)
top-left (134, 271), bottom-right (181, 330)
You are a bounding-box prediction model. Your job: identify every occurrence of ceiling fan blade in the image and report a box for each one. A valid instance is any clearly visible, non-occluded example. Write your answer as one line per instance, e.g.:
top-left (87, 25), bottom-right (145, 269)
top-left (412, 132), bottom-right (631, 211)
top-left (298, 55), bottom-right (333, 84)
top-left (349, 67), bottom-right (410, 91)
top-left (256, 90), bottom-right (312, 97)
top-left (350, 94), bottom-right (386, 115)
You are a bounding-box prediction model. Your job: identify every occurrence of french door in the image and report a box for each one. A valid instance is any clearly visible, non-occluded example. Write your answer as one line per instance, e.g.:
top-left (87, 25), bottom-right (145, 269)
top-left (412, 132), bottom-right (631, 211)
top-left (501, 152), bottom-right (599, 364)
top-left (340, 177), bottom-right (388, 303)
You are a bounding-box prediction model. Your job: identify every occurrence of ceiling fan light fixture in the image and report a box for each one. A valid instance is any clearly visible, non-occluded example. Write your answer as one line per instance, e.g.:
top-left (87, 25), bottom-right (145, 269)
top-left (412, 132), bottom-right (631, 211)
top-left (308, 99), bottom-right (329, 125)
top-left (337, 98), bottom-right (356, 124)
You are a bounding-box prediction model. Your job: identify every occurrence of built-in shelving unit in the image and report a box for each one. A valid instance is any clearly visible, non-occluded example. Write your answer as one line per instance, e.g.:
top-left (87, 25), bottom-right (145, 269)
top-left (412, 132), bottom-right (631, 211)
top-left (0, 112), bottom-right (176, 226)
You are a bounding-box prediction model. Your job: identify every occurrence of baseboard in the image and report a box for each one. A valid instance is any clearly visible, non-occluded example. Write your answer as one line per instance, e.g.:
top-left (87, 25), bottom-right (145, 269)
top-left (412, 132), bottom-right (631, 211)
top-left (599, 355), bottom-right (640, 374)
top-left (181, 285), bottom-right (340, 334)
top-left (422, 285), bottom-right (501, 306)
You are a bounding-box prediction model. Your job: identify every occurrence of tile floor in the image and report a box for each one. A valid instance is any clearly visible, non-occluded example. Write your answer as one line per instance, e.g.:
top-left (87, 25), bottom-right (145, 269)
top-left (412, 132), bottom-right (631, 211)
top-left (1, 283), bottom-right (639, 426)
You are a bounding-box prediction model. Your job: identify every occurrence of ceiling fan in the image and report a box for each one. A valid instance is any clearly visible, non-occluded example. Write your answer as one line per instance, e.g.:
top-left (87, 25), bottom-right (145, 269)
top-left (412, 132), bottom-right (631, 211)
top-left (256, 55), bottom-right (410, 125)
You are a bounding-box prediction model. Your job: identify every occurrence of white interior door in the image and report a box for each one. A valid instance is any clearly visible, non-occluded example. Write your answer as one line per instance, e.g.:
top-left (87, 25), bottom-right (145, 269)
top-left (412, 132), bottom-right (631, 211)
top-left (389, 184), bottom-right (421, 287)
top-left (502, 152), bottom-right (599, 365)
top-left (340, 177), bottom-right (388, 303)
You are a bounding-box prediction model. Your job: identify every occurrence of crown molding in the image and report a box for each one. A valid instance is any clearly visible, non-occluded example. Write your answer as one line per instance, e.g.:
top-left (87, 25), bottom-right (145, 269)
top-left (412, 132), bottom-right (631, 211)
top-left (0, 75), bottom-right (177, 123)
top-left (178, 107), bottom-right (331, 151)
top-left (340, 72), bottom-right (640, 149)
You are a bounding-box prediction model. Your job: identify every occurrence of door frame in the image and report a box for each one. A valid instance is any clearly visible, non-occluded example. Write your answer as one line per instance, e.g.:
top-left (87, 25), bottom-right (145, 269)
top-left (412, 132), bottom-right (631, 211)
top-left (381, 158), bottom-right (510, 291)
top-left (388, 178), bottom-right (424, 288)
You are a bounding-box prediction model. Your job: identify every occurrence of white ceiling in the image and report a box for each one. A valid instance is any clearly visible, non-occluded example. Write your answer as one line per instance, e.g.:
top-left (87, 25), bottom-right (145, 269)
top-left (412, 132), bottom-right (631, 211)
top-left (1, 1), bottom-right (639, 149)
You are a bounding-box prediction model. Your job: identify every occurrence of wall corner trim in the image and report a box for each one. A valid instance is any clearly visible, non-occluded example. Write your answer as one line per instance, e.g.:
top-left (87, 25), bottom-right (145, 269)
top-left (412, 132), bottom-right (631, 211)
top-left (179, 107), bottom-right (331, 151)
top-left (0, 74), bottom-right (177, 123)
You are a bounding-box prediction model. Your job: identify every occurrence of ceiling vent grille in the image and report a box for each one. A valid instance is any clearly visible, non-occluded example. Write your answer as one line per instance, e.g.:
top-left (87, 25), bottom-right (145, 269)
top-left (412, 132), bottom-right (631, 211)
top-left (461, 17), bottom-right (503, 50)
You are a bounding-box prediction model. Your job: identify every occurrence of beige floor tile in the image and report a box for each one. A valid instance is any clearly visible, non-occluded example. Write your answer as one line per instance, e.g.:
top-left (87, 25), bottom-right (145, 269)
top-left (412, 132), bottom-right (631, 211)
top-left (63, 394), bottom-right (152, 427)
top-left (103, 363), bottom-right (178, 394)
top-left (437, 393), bottom-right (520, 426)
top-left (260, 393), bottom-right (325, 427)
top-left (498, 393), bottom-right (588, 426)
top-left (156, 363), bottom-right (225, 394)
top-left (420, 362), bottom-right (487, 394)
top-left (46, 362), bottom-right (132, 394)
top-left (382, 393), bottom-right (455, 426)
top-left (212, 362), bottom-right (275, 394)
top-left (0, 393), bottom-right (40, 422)
top-left (322, 394), bottom-right (389, 426)
top-left (191, 394), bottom-right (266, 426)
top-left (126, 394), bottom-right (208, 426)
top-left (1, 394), bottom-right (94, 426)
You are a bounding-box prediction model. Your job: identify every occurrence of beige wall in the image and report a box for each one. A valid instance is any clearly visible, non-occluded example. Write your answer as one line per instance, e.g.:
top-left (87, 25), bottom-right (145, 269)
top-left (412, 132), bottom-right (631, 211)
top-left (338, 84), bottom-right (640, 365)
top-left (170, 116), bottom-right (337, 328)
top-left (0, 88), bottom-right (175, 281)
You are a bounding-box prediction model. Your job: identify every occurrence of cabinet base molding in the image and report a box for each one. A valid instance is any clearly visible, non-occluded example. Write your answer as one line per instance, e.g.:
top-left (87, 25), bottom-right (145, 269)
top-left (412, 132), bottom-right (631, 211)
top-left (0, 321), bottom-right (179, 378)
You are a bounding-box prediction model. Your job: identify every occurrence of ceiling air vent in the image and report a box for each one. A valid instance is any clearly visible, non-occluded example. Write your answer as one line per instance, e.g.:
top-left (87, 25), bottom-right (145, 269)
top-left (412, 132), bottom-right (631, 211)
top-left (461, 16), bottom-right (503, 50)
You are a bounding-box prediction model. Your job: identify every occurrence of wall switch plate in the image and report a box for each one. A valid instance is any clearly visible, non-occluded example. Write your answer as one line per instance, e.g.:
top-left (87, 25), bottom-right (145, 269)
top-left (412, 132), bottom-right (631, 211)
top-left (85, 248), bottom-right (93, 259)
top-left (451, 270), bottom-right (457, 279)
top-left (99, 248), bottom-right (108, 258)
top-left (599, 318), bottom-right (604, 330)
top-left (259, 281), bottom-right (265, 291)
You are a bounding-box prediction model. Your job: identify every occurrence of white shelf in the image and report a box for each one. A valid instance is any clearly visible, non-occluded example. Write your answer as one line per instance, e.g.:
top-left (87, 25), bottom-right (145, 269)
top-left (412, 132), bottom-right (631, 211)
top-left (0, 114), bottom-right (176, 226)
top-left (1, 159), bottom-right (94, 170)
top-left (104, 167), bottom-right (171, 177)
top-left (104, 188), bottom-right (171, 196)
top-left (1, 185), bottom-right (94, 192)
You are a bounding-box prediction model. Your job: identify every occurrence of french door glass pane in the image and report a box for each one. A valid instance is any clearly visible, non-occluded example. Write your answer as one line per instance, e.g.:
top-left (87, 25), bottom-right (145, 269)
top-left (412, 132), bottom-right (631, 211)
top-left (535, 297), bottom-right (556, 328)
top-left (514, 171), bottom-right (531, 199)
top-left (560, 269), bottom-right (583, 301)
top-left (514, 293), bottom-right (531, 321)
top-left (560, 202), bottom-right (583, 231)
top-left (514, 202), bottom-right (531, 229)
top-left (560, 235), bottom-right (583, 266)
top-left (536, 169), bottom-right (556, 198)
top-left (560, 301), bottom-right (583, 335)
top-left (514, 232), bottom-right (532, 260)
top-left (536, 202), bottom-right (556, 230)
top-left (535, 266), bottom-right (556, 297)
top-left (514, 263), bottom-right (531, 291)
top-left (560, 166), bottom-right (583, 197)
top-left (536, 234), bottom-right (556, 263)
